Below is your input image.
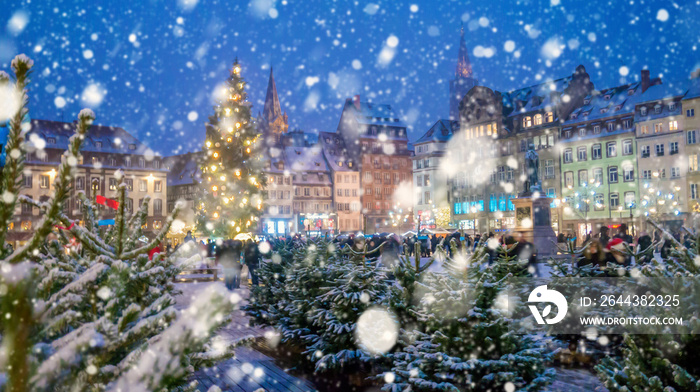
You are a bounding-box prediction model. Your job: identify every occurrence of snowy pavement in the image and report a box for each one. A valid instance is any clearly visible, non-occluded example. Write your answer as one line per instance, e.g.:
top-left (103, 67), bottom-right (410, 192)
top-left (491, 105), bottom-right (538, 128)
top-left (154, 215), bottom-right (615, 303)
top-left (175, 281), bottom-right (317, 392)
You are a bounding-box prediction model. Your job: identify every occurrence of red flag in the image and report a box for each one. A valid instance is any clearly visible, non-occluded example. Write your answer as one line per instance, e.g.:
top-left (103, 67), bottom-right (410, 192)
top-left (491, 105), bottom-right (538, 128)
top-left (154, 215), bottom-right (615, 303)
top-left (55, 222), bottom-right (75, 231)
top-left (96, 195), bottom-right (120, 209)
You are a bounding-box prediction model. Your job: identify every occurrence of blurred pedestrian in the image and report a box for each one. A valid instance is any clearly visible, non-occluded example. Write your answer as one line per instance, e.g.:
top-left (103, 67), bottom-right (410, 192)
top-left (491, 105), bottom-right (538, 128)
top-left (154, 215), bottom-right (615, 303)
top-left (244, 239), bottom-right (261, 286)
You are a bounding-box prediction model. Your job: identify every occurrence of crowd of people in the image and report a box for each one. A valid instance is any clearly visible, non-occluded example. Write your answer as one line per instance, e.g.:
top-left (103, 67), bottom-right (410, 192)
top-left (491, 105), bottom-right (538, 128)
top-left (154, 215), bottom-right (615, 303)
top-left (165, 222), bottom-right (689, 288)
top-left (573, 223), bottom-right (689, 268)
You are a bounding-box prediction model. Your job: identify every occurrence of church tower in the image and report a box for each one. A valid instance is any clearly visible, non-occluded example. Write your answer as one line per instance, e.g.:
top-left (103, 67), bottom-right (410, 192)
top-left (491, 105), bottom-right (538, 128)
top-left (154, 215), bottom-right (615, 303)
top-left (258, 67), bottom-right (289, 145)
top-left (449, 27), bottom-right (478, 121)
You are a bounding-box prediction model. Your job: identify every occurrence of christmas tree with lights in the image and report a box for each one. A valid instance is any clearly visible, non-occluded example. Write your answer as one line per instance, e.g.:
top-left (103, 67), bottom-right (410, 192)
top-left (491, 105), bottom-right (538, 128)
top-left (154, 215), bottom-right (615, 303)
top-left (197, 59), bottom-right (265, 238)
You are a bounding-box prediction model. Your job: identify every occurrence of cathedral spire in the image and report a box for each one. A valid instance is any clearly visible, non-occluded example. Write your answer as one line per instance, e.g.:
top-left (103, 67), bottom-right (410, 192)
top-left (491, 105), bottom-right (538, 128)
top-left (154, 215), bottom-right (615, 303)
top-left (455, 25), bottom-right (472, 79)
top-left (263, 66), bottom-right (283, 122)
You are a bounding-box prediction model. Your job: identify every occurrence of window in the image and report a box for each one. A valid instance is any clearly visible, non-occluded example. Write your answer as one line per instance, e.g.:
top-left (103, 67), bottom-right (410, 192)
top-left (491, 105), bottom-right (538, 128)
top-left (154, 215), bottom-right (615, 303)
top-left (545, 160), bottom-right (554, 178)
top-left (669, 121), bottom-right (679, 131)
top-left (424, 174), bottom-right (431, 186)
top-left (21, 202), bottom-right (32, 214)
top-left (671, 167), bottom-right (680, 178)
top-left (687, 109), bottom-right (695, 117)
top-left (623, 119), bottom-right (633, 129)
top-left (655, 105), bottom-right (662, 114)
top-left (593, 168), bottom-right (603, 185)
top-left (523, 116), bottom-right (532, 128)
top-left (689, 130), bottom-right (698, 145)
top-left (610, 193), bottom-right (620, 208)
top-left (125, 198), bottom-right (133, 213)
top-left (139, 180), bottom-right (147, 192)
top-left (23, 174), bottom-right (32, 188)
top-left (577, 147), bottom-right (587, 161)
top-left (608, 166), bottom-right (618, 183)
top-left (545, 112), bottom-right (554, 122)
top-left (594, 194), bottom-right (605, 211)
top-left (642, 170), bottom-right (652, 180)
top-left (138, 158), bottom-right (145, 168)
top-left (91, 177), bottom-right (100, 191)
top-left (641, 145), bottom-right (650, 158)
top-left (154, 181), bottom-right (162, 193)
top-left (692, 184), bottom-right (698, 200)
top-left (76, 177), bottom-right (84, 190)
top-left (92, 156), bottom-right (100, 165)
top-left (593, 125), bottom-right (601, 134)
top-left (579, 128), bottom-right (586, 137)
top-left (563, 148), bottom-right (573, 163)
top-left (607, 123), bottom-right (615, 132)
top-left (592, 144), bottom-right (602, 160)
top-left (654, 123), bottom-right (663, 133)
top-left (564, 171), bottom-right (574, 188)
top-left (128, 144), bottom-right (136, 150)
top-left (655, 144), bottom-right (665, 156)
top-left (622, 140), bottom-right (633, 155)
top-left (125, 178), bottom-right (133, 191)
top-left (691, 154), bottom-right (699, 172)
top-left (623, 166), bottom-right (634, 182)
top-left (624, 192), bottom-right (636, 208)
top-left (47, 137), bottom-right (56, 144)
top-left (641, 107), bottom-right (648, 116)
top-left (153, 160), bottom-right (160, 169)
top-left (640, 125), bottom-right (649, 135)
top-left (39, 175), bottom-right (49, 189)
top-left (109, 157), bottom-right (117, 166)
top-left (578, 170), bottom-right (588, 186)
top-left (607, 142), bottom-right (617, 157)
top-left (660, 169), bottom-right (666, 178)
top-left (534, 114), bottom-right (543, 125)
top-left (669, 141), bottom-right (680, 155)
top-left (669, 103), bottom-right (676, 111)
top-left (125, 157), bottom-right (131, 167)
top-left (154, 199), bottom-right (162, 215)
top-left (109, 178), bottom-right (117, 191)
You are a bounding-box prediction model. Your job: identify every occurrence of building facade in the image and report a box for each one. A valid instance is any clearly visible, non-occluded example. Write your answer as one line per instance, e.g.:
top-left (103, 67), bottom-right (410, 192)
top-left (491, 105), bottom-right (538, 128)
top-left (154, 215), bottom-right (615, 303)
top-left (449, 65), bottom-right (593, 234)
top-left (261, 150), bottom-right (294, 236)
top-left (634, 80), bottom-right (688, 230)
top-left (286, 146), bottom-right (336, 235)
top-left (684, 72), bottom-right (700, 214)
top-left (11, 119), bottom-right (168, 247)
top-left (164, 152), bottom-right (202, 243)
top-left (412, 119), bottom-right (457, 230)
top-left (336, 98), bottom-right (413, 234)
top-left (319, 132), bottom-right (362, 233)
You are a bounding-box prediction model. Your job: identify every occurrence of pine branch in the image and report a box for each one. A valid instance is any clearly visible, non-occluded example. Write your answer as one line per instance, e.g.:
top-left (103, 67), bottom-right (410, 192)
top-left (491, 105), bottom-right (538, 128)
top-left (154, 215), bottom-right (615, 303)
top-left (0, 56), bottom-right (32, 253)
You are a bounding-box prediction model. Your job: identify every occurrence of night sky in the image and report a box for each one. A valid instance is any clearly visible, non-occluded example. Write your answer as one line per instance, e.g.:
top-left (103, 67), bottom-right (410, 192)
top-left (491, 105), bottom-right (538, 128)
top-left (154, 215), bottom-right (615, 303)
top-left (2, 0), bottom-right (699, 156)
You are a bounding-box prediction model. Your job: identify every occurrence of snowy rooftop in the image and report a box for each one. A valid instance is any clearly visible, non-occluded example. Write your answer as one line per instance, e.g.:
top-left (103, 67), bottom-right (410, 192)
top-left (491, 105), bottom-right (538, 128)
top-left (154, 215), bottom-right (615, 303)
top-left (319, 131), bottom-right (357, 172)
top-left (502, 76), bottom-right (572, 116)
top-left (414, 119), bottom-right (459, 144)
top-left (165, 152), bottom-right (203, 186)
top-left (28, 119), bottom-right (152, 155)
top-left (563, 82), bottom-right (643, 125)
top-left (284, 146), bottom-right (330, 176)
top-left (344, 99), bottom-right (407, 129)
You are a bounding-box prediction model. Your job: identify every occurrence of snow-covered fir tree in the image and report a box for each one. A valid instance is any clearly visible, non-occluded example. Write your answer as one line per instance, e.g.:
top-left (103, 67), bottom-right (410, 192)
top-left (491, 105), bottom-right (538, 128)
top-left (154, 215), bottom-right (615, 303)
top-left (383, 239), bottom-right (555, 391)
top-left (596, 220), bottom-right (700, 391)
top-left (305, 243), bottom-right (390, 372)
top-left (245, 237), bottom-right (298, 327)
top-left (197, 59), bottom-right (265, 238)
top-left (0, 55), bottom-right (246, 392)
